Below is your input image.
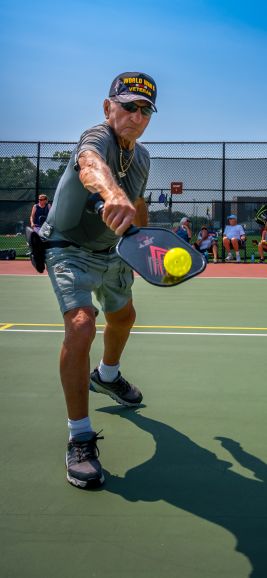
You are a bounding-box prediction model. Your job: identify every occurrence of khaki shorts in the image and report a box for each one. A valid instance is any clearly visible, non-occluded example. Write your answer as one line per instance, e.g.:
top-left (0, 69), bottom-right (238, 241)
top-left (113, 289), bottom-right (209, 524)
top-left (45, 246), bottom-right (134, 315)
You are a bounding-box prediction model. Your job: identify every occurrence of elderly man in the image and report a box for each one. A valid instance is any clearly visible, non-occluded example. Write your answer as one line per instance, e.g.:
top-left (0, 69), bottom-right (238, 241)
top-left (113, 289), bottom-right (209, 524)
top-left (39, 72), bottom-right (157, 489)
top-left (223, 215), bottom-right (246, 262)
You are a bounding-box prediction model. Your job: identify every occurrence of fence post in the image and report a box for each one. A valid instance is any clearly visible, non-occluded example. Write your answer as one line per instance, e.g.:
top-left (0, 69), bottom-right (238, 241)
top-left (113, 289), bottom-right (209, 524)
top-left (221, 142), bottom-right (226, 261)
top-left (35, 141), bottom-right (41, 203)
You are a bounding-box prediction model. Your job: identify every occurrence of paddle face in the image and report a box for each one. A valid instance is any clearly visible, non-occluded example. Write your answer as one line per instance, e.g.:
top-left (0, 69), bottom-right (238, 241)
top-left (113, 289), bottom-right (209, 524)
top-left (85, 194), bottom-right (206, 287)
top-left (116, 226), bottom-right (206, 287)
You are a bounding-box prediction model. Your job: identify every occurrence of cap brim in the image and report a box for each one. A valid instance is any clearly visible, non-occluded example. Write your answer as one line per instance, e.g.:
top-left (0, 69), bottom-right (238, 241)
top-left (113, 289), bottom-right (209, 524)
top-left (111, 94), bottom-right (157, 112)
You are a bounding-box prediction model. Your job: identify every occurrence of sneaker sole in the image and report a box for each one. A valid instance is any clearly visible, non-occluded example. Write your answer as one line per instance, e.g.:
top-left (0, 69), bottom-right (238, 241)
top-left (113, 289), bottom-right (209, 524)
top-left (66, 471), bottom-right (105, 489)
top-left (90, 381), bottom-right (142, 407)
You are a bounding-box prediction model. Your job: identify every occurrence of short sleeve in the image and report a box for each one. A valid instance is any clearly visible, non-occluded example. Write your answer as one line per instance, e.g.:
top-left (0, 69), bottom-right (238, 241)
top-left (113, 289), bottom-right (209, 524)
top-left (76, 124), bottom-right (112, 163)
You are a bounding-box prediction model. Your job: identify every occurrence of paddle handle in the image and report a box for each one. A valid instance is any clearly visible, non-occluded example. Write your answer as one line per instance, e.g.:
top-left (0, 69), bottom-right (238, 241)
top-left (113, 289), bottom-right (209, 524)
top-left (86, 193), bottom-right (139, 237)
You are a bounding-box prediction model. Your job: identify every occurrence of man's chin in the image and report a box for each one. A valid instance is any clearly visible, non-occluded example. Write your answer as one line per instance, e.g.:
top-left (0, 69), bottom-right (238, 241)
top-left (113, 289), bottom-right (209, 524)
top-left (119, 128), bottom-right (144, 141)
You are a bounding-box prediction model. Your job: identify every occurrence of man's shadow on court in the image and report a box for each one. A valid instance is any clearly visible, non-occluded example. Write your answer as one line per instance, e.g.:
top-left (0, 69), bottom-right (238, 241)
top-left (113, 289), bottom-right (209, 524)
top-left (97, 406), bottom-right (267, 578)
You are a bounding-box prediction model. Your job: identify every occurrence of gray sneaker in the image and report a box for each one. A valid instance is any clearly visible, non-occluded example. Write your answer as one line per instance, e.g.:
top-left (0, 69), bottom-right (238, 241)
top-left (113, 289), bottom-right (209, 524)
top-left (66, 432), bottom-right (104, 489)
top-left (90, 368), bottom-right (143, 406)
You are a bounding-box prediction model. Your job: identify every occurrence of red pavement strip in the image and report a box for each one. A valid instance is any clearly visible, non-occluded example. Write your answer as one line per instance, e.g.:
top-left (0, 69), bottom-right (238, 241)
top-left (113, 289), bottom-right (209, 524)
top-left (200, 262), bottom-right (267, 278)
top-left (0, 260), bottom-right (48, 275)
top-left (0, 260), bottom-right (267, 278)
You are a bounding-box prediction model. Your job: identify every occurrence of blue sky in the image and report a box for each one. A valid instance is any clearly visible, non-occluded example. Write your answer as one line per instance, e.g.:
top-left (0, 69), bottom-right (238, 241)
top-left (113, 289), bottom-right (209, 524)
top-left (1, 0), bottom-right (267, 142)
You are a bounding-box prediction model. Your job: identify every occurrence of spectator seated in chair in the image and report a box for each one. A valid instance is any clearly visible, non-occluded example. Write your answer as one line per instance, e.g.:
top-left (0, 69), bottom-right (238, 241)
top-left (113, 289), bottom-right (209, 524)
top-left (30, 195), bottom-right (51, 232)
top-left (193, 226), bottom-right (218, 263)
top-left (223, 215), bottom-right (246, 263)
top-left (174, 217), bottom-right (192, 244)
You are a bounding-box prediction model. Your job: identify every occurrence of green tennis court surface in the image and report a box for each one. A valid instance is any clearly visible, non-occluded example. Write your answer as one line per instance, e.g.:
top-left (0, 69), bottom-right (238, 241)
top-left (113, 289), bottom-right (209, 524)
top-left (1, 275), bottom-right (267, 578)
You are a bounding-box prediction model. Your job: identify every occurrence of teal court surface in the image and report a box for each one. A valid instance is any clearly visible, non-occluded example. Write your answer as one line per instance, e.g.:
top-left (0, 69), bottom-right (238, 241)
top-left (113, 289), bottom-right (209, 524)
top-left (0, 269), bottom-right (267, 578)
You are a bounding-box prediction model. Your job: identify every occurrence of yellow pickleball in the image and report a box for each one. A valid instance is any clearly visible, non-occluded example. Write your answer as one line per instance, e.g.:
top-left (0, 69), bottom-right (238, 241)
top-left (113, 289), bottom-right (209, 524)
top-left (163, 247), bottom-right (192, 277)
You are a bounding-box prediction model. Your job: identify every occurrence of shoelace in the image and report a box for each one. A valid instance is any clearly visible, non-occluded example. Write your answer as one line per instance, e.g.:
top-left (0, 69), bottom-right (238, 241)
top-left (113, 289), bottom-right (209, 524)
top-left (111, 374), bottom-right (132, 394)
top-left (71, 431), bottom-right (104, 463)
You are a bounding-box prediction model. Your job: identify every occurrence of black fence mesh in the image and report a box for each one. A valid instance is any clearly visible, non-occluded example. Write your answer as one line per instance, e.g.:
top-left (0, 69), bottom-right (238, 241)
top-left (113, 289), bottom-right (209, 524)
top-left (0, 141), bottom-right (267, 260)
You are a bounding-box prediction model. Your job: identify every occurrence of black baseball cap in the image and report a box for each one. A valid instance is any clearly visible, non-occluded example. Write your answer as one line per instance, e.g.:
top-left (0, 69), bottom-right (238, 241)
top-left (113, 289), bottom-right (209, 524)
top-left (109, 72), bottom-right (157, 112)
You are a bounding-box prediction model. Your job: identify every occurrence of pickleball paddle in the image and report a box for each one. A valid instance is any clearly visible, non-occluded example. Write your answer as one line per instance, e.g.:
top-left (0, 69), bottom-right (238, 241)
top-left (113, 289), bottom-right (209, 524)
top-left (87, 194), bottom-right (206, 287)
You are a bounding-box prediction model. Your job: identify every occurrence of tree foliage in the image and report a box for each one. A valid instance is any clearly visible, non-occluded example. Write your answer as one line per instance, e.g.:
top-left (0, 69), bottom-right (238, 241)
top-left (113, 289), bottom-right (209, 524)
top-left (0, 156), bottom-right (36, 189)
top-left (0, 151), bottom-right (72, 199)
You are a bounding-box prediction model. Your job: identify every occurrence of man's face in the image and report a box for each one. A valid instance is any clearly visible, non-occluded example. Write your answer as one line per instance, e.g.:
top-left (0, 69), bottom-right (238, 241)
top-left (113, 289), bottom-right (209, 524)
top-left (201, 228), bottom-right (208, 238)
top-left (39, 197), bottom-right (47, 205)
top-left (229, 218), bottom-right (237, 225)
top-left (104, 99), bottom-right (152, 143)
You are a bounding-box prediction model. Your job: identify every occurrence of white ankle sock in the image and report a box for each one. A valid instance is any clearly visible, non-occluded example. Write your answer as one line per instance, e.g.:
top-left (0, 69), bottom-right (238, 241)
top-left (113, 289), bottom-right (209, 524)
top-left (68, 417), bottom-right (92, 440)
top-left (98, 360), bottom-right (120, 382)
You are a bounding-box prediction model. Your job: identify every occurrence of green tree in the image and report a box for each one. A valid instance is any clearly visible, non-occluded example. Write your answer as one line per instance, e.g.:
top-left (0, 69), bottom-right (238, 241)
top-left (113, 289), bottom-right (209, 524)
top-left (39, 150), bottom-right (72, 194)
top-left (52, 150), bottom-right (72, 161)
top-left (0, 156), bottom-right (36, 189)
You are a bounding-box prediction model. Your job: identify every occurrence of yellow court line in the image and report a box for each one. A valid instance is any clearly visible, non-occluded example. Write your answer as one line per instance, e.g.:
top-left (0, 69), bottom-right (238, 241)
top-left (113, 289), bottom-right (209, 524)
top-left (0, 323), bottom-right (14, 331)
top-left (135, 324), bottom-right (267, 331)
top-left (1, 322), bottom-right (267, 332)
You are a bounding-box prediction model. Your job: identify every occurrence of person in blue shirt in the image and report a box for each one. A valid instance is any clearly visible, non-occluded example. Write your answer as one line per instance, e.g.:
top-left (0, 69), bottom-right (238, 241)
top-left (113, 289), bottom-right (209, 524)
top-left (174, 217), bottom-right (192, 243)
top-left (223, 215), bottom-right (246, 262)
top-left (30, 195), bottom-right (51, 232)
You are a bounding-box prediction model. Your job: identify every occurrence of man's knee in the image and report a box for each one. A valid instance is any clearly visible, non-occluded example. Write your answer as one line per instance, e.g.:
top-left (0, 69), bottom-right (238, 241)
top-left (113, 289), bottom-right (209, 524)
top-left (230, 238), bottom-right (239, 248)
top-left (64, 307), bottom-right (96, 348)
top-left (122, 305), bottom-right (136, 328)
top-left (106, 302), bottom-right (136, 330)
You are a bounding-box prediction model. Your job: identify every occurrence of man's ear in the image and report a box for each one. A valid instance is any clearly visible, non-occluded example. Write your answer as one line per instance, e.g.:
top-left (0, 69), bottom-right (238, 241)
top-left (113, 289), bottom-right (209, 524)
top-left (103, 99), bottom-right (111, 119)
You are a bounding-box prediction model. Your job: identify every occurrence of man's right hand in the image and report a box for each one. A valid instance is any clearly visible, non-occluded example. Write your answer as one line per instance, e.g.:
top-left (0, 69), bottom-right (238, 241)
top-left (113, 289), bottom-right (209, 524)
top-left (102, 196), bottom-right (136, 236)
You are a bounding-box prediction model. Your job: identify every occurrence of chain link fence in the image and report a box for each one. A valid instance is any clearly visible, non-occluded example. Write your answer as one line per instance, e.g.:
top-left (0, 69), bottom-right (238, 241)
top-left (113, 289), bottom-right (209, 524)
top-left (0, 141), bottom-right (267, 259)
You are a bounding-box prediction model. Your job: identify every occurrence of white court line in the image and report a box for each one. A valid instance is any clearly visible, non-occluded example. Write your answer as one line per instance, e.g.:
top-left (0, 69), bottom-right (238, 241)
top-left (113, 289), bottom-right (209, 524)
top-left (1, 329), bottom-right (267, 337)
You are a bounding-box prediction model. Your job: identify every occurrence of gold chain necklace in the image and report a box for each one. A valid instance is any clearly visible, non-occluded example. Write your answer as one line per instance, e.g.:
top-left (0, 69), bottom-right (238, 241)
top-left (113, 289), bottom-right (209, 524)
top-left (118, 146), bottom-right (135, 178)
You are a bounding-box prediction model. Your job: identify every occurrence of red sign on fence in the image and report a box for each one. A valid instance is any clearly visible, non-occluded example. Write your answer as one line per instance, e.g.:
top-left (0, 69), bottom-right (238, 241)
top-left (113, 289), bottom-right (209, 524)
top-left (171, 182), bottom-right (183, 194)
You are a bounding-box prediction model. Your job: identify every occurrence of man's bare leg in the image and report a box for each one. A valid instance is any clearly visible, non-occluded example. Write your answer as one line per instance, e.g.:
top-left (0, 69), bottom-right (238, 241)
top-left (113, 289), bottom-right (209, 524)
top-left (231, 238), bottom-right (240, 259)
top-left (103, 299), bottom-right (136, 365)
top-left (223, 238), bottom-right (231, 253)
top-left (62, 306), bottom-right (104, 488)
top-left (60, 306), bottom-right (96, 420)
top-left (90, 299), bottom-right (142, 405)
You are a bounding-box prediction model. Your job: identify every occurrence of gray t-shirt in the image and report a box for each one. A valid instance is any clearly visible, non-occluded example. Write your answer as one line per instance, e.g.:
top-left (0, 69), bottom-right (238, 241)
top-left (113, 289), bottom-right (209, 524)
top-left (40, 122), bottom-right (150, 251)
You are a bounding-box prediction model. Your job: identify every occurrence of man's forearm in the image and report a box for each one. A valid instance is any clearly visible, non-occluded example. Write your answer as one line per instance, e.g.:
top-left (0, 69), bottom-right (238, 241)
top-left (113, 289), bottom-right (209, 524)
top-left (78, 149), bottom-right (136, 235)
top-left (78, 150), bottom-right (126, 202)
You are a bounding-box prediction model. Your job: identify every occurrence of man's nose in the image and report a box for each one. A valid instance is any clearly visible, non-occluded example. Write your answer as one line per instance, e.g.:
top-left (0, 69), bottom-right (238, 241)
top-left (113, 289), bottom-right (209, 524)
top-left (131, 107), bottom-right (144, 121)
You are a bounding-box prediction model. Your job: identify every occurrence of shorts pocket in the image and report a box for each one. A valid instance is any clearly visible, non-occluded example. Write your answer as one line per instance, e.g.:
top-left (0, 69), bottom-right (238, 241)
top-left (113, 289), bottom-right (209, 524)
top-left (53, 264), bottom-right (76, 294)
top-left (119, 263), bottom-right (134, 290)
